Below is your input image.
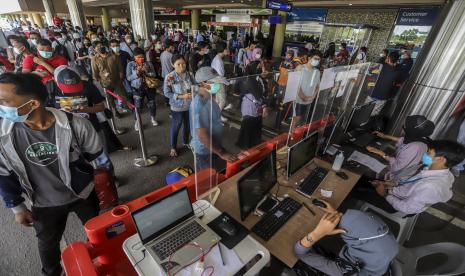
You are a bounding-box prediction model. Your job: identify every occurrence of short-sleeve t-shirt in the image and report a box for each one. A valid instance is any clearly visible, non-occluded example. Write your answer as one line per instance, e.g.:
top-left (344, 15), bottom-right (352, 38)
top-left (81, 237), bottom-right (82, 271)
top-left (13, 123), bottom-right (78, 207)
top-left (50, 81), bottom-right (105, 130)
top-left (296, 66), bottom-right (320, 105)
top-left (22, 54), bottom-right (68, 83)
top-left (189, 94), bottom-right (223, 155)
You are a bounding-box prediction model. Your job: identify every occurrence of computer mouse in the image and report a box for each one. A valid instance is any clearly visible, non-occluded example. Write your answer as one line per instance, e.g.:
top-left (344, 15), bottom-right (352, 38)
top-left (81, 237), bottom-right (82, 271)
top-left (312, 198), bottom-right (327, 208)
top-left (336, 171), bottom-right (349, 180)
top-left (218, 217), bottom-right (237, 236)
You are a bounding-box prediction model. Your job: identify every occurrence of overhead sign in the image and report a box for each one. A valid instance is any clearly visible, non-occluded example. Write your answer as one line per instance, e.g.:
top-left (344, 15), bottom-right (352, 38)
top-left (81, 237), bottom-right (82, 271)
top-left (215, 14), bottom-right (251, 23)
top-left (266, 0), bottom-right (292, 12)
top-left (287, 8), bottom-right (327, 22)
top-left (396, 7), bottom-right (441, 26)
top-left (208, 22), bottom-right (258, 28)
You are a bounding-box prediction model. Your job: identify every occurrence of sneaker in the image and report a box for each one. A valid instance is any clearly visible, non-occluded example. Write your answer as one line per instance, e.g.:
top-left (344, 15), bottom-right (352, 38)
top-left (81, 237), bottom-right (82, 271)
top-left (224, 103), bottom-right (234, 110)
top-left (151, 117), bottom-right (159, 126)
top-left (221, 116), bottom-right (228, 123)
top-left (134, 122), bottom-right (140, 131)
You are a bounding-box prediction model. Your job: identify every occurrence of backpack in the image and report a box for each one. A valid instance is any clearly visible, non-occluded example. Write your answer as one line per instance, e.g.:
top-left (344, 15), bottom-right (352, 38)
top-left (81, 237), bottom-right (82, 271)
top-left (165, 165), bottom-right (194, 185)
top-left (54, 40), bottom-right (71, 61)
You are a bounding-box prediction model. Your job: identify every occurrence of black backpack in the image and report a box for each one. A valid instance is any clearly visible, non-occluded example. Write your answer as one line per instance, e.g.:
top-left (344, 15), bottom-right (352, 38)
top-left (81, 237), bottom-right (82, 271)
top-left (54, 40), bottom-right (71, 61)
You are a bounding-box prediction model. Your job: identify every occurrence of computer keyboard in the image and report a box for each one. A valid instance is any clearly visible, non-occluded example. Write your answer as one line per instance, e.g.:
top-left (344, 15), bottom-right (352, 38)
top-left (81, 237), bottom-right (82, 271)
top-left (152, 221), bottom-right (206, 260)
top-left (252, 197), bottom-right (302, 241)
top-left (296, 167), bottom-right (328, 198)
top-left (351, 132), bottom-right (376, 148)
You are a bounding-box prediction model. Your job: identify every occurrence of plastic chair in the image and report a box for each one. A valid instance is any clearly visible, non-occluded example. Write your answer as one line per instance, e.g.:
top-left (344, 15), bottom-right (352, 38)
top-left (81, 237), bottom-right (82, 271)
top-left (392, 243), bottom-right (465, 276)
top-left (360, 202), bottom-right (419, 245)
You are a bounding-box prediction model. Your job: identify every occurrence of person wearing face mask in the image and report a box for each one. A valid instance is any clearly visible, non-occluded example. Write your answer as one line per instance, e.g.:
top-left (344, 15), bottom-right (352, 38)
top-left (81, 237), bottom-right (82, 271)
top-left (335, 42), bottom-right (349, 65)
top-left (0, 73), bottom-right (105, 276)
top-left (97, 32), bottom-right (108, 46)
top-left (164, 55), bottom-right (194, 157)
top-left (22, 39), bottom-right (68, 84)
top-left (12, 37), bottom-right (32, 72)
top-left (91, 41), bottom-right (128, 117)
top-left (120, 34), bottom-right (136, 58)
top-left (398, 51), bottom-right (413, 84)
top-left (290, 50), bottom-right (321, 134)
top-left (190, 67), bottom-right (238, 171)
top-left (51, 32), bottom-right (75, 64)
top-left (354, 46), bottom-right (367, 64)
top-left (28, 32), bottom-right (42, 55)
top-left (294, 201), bottom-right (398, 276)
top-left (366, 115), bottom-right (435, 182)
top-left (377, 49), bottom-right (389, 64)
top-left (127, 47), bottom-right (159, 129)
top-left (189, 41), bottom-right (211, 74)
top-left (76, 38), bottom-right (92, 77)
top-left (364, 140), bottom-right (465, 215)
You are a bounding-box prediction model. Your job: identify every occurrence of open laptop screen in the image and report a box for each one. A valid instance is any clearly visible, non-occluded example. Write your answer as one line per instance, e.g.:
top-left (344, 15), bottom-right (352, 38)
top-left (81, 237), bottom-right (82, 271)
top-left (132, 187), bottom-right (194, 244)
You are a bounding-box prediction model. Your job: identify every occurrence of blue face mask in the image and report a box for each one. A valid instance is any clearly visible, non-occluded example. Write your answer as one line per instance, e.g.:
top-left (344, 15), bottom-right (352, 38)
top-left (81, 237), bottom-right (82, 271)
top-left (310, 59), bottom-right (320, 67)
top-left (39, 50), bottom-right (53, 59)
top-left (0, 100), bottom-right (35, 123)
top-left (208, 83), bottom-right (221, 94)
top-left (422, 153), bottom-right (433, 166)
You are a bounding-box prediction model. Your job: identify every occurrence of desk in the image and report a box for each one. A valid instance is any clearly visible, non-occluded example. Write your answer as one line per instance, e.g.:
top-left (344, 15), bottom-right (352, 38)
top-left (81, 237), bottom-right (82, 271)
top-left (123, 200), bottom-right (270, 276)
top-left (214, 158), bottom-right (361, 267)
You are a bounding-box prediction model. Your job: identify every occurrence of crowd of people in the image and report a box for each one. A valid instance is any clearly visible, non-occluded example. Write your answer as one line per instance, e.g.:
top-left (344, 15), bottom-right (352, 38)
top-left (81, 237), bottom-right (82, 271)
top-left (0, 17), bottom-right (464, 276)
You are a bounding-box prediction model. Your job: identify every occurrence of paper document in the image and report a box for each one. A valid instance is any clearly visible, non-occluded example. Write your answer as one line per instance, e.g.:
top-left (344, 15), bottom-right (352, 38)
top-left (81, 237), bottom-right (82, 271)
top-left (320, 68), bottom-right (336, 90)
top-left (348, 151), bottom-right (387, 174)
top-left (283, 71), bottom-right (302, 103)
top-left (177, 243), bottom-right (243, 276)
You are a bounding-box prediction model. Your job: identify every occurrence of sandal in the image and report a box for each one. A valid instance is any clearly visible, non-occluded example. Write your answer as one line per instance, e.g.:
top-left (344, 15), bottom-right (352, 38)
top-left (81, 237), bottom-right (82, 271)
top-left (118, 145), bottom-right (133, 151)
top-left (169, 149), bottom-right (178, 157)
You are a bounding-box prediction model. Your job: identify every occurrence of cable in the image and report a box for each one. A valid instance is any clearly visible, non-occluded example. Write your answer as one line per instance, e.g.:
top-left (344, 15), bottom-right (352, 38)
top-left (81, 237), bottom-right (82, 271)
top-left (133, 249), bottom-right (146, 267)
top-left (168, 242), bottom-right (216, 276)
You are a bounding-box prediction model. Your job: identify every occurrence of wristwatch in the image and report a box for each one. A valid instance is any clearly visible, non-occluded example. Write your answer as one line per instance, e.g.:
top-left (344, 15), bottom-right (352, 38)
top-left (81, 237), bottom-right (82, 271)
top-left (306, 233), bottom-right (315, 243)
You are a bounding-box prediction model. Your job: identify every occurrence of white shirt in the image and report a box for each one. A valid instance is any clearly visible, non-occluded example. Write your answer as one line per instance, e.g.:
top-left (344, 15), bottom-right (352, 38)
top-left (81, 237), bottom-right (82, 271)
top-left (357, 51), bottom-right (367, 63)
top-left (211, 54), bottom-right (225, 77)
top-left (386, 169), bottom-right (454, 214)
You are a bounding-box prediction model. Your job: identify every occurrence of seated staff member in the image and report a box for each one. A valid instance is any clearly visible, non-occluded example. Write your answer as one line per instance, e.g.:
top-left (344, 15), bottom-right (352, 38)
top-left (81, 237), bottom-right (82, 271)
top-left (22, 39), bottom-right (68, 84)
top-left (366, 115), bottom-right (435, 181)
top-left (368, 140), bottom-right (465, 214)
top-left (295, 201), bottom-right (398, 276)
top-left (190, 67), bottom-right (238, 171)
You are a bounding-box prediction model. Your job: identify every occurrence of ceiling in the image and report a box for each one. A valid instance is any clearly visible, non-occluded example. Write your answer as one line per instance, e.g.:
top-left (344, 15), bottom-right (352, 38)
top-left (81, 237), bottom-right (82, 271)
top-left (81, 0), bottom-right (445, 9)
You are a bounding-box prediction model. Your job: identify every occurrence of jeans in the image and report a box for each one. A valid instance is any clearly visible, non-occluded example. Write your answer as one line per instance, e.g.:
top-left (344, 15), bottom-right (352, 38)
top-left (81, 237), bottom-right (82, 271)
top-left (170, 110), bottom-right (190, 150)
top-left (32, 192), bottom-right (99, 276)
top-left (133, 86), bottom-right (157, 118)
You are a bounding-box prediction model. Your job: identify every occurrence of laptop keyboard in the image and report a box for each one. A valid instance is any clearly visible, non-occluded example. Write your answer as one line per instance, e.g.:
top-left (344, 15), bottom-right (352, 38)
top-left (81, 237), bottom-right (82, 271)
top-left (152, 221), bottom-right (206, 261)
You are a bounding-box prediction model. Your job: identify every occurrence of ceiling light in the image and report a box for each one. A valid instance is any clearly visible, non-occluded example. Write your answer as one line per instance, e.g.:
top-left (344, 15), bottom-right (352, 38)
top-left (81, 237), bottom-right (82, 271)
top-left (348, 3), bottom-right (353, 5)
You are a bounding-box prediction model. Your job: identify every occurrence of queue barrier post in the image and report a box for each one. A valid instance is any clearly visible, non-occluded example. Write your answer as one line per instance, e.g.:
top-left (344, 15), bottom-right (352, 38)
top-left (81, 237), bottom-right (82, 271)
top-left (103, 88), bottom-right (126, 135)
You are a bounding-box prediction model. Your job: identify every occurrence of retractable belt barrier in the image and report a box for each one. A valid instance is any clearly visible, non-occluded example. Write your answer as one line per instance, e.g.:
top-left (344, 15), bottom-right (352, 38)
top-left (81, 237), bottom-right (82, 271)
top-left (104, 88), bottom-right (158, 167)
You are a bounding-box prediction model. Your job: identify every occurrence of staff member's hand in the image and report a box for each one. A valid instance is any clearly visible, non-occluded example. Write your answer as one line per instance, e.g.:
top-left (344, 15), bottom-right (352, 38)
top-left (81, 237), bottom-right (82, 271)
top-left (366, 146), bottom-right (385, 157)
top-left (315, 199), bottom-right (337, 214)
top-left (312, 212), bottom-right (345, 239)
top-left (15, 210), bottom-right (33, 227)
top-left (373, 131), bottom-right (386, 139)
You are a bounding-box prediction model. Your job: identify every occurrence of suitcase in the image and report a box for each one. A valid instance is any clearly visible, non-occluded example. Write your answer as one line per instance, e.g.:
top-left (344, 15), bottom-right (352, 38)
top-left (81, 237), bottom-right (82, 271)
top-left (94, 168), bottom-right (119, 210)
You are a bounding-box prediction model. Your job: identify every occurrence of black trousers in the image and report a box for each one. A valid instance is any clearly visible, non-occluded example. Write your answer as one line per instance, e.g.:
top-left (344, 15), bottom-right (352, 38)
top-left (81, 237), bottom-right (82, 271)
top-left (350, 184), bottom-right (398, 214)
top-left (32, 192), bottom-right (99, 276)
top-left (236, 116), bottom-right (263, 150)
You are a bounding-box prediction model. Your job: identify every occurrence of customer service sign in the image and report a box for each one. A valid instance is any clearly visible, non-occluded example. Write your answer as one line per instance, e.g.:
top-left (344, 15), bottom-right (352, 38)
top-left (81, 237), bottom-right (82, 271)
top-left (396, 7), bottom-right (441, 26)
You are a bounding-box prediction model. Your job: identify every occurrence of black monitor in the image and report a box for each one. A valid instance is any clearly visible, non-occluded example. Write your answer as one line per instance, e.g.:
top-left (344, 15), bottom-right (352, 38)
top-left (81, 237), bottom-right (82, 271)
top-left (237, 150), bottom-right (277, 221)
top-left (345, 102), bottom-right (376, 133)
top-left (287, 131), bottom-right (319, 179)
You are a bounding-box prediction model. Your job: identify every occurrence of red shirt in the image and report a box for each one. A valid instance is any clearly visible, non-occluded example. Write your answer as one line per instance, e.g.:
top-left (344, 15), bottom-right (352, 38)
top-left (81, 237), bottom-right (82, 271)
top-left (22, 54), bottom-right (68, 83)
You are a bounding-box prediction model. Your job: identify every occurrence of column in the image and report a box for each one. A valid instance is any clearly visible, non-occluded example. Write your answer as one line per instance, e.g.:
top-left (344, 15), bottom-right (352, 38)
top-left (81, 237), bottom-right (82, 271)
top-left (272, 11), bottom-right (287, 58)
top-left (42, 0), bottom-right (55, 26)
top-left (32, 13), bottom-right (44, 28)
top-left (66, 0), bottom-right (87, 30)
top-left (191, 9), bottom-right (200, 35)
top-left (28, 13), bottom-right (34, 25)
top-left (101, 7), bottom-right (111, 32)
top-left (389, 0), bottom-right (465, 138)
top-left (128, 0), bottom-right (154, 39)
top-left (20, 14), bottom-right (27, 24)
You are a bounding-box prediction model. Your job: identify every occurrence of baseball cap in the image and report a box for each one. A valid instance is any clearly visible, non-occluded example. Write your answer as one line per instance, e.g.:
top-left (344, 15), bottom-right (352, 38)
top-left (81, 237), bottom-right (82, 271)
top-left (54, 65), bottom-right (84, 93)
top-left (195, 67), bottom-right (228, 85)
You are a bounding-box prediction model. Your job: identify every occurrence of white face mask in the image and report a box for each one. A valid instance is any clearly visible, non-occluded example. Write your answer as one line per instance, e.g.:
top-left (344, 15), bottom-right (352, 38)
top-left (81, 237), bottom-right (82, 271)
top-left (30, 39), bottom-right (38, 46)
top-left (204, 49), bottom-right (210, 54)
top-left (151, 35), bottom-right (157, 40)
top-left (255, 54), bottom-right (261, 59)
top-left (13, 47), bottom-right (22, 55)
top-left (380, 53), bottom-right (386, 57)
top-left (126, 39), bottom-right (132, 44)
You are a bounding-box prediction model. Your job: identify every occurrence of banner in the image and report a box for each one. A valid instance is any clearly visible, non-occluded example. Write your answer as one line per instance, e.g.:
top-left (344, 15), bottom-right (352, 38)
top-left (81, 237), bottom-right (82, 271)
top-left (208, 22), bottom-right (258, 28)
top-left (287, 8), bottom-right (327, 22)
top-left (395, 7), bottom-right (441, 26)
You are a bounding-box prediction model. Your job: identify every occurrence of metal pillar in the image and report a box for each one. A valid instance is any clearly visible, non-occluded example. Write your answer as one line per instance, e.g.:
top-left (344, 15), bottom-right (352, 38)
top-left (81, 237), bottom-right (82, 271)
top-left (102, 7), bottom-right (111, 32)
top-left (66, 0), bottom-right (87, 30)
top-left (191, 9), bottom-right (200, 35)
top-left (32, 13), bottom-right (44, 28)
top-left (389, 0), bottom-right (465, 139)
top-left (128, 0), bottom-right (154, 39)
top-left (42, 0), bottom-right (55, 26)
top-left (272, 11), bottom-right (287, 58)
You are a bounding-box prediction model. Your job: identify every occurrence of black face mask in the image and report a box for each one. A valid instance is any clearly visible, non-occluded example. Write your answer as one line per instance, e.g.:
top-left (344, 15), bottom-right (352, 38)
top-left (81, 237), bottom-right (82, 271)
top-left (99, 47), bottom-right (108, 54)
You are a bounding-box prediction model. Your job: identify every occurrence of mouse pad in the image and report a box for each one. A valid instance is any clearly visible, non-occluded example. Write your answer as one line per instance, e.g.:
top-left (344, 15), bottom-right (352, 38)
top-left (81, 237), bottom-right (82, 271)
top-left (207, 212), bottom-right (249, 249)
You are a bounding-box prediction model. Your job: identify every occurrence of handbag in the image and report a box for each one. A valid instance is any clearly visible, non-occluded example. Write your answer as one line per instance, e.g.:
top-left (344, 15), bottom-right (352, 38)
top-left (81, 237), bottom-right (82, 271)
top-left (145, 76), bottom-right (160, 88)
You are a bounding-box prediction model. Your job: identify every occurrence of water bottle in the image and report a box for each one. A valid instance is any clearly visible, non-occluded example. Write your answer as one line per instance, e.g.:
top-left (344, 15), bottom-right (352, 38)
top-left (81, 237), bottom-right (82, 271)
top-left (332, 151), bottom-right (344, 171)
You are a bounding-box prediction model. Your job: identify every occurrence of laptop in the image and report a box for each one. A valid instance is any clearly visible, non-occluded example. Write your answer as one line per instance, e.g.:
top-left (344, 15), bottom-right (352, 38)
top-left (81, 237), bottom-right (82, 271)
top-left (131, 187), bottom-right (221, 274)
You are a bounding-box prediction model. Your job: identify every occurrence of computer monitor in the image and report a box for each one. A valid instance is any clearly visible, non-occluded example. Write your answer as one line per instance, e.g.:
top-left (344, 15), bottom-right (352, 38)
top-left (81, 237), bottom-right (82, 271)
top-left (131, 187), bottom-right (194, 244)
top-left (345, 102), bottom-right (376, 133)
top-left (237, 150), bottom-right (277, 221)
top-left (287, 131), bottom-right (319, 179)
